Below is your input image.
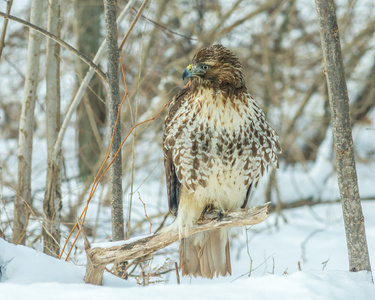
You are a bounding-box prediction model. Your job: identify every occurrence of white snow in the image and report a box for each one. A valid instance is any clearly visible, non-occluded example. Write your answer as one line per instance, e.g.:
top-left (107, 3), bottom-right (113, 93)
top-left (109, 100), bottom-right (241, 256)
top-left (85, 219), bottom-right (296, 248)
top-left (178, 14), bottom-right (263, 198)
top-left (1, 201), bottom-right (375, 299)
top-left (91, 234), bottom-right (152, 249)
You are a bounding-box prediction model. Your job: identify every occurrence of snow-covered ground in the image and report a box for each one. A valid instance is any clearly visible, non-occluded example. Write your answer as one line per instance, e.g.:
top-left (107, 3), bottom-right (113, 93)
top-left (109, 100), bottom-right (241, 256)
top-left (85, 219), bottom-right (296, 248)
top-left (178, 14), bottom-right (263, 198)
top-left (1, 201), bottom-right (375, 299)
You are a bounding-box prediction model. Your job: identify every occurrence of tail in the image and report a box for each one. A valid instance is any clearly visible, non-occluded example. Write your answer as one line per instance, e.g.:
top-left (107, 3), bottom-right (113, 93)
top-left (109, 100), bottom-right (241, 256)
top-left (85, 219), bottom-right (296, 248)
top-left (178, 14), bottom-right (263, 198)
top-left (179, 228), bottom-right (231, 278)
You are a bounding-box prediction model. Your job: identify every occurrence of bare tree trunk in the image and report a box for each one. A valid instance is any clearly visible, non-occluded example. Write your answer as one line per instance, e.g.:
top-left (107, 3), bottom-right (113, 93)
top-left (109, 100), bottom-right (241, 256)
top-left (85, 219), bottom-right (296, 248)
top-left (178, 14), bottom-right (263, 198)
top-left (104, 0), bottom-right (125, 277)
top-left (12, 0), bottom-right (44, 245)
top-left (104, 0), bottom-right (124, 242)
top-left (315, 0), bottom-right (372, 276)
top-left (43, 0), bottom-right (62, 257)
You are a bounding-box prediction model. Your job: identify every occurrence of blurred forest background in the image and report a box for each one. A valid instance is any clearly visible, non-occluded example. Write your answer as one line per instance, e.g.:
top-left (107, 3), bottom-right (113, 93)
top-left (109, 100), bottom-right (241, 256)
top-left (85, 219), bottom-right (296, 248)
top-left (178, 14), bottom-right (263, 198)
top-left (0, 0), bottom-right (374, 282)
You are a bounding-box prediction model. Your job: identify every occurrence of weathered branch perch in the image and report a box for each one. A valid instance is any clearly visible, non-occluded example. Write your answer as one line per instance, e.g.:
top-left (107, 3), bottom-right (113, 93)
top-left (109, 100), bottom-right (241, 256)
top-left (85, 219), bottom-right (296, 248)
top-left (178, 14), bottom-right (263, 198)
top-left (84, 202), bottom-right (270, 285)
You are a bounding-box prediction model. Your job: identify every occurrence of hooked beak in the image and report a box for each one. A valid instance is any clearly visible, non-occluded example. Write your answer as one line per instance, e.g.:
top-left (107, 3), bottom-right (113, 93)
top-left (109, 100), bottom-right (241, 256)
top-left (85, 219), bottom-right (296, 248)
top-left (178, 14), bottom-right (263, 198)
top-left (182, 64), bottom-right (193, 81)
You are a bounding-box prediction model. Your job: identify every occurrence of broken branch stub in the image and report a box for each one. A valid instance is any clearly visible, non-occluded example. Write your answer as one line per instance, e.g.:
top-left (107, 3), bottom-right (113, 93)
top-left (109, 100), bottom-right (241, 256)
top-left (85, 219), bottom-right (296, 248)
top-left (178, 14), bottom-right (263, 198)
top-left (84, 202), bottom-right (270, 285)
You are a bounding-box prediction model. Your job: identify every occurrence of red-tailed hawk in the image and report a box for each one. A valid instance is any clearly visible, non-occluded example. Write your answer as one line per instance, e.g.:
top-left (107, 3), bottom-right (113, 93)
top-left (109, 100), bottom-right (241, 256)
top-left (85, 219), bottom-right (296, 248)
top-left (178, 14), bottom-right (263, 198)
top-left (163, 44), bottom-right (281, 278)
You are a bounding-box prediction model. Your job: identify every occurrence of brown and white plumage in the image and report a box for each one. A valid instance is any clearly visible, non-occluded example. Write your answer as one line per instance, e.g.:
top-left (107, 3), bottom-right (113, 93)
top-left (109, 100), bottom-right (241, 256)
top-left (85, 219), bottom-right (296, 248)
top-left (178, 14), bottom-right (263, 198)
top-left (163, 44), bottom-right (281, 278)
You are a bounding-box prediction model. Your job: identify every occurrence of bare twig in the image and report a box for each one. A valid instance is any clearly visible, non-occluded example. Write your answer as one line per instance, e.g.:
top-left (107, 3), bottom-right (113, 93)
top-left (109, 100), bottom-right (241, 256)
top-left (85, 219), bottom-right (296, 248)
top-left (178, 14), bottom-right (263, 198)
top-left (119, 0), bottom-right (151, 51)
top-left (174, 262), bottom-right (180, 284)
top-left (131, 7), bottom-right (197, 40)
top-left (138, 193), bottom-right (152, 234)
top-left (146, 255), bottom-right (154, 285)
top-left (301, 229), bottom-right (324, 262)
top-left (0, 0), bottom-right (13, 59)
top-left (77, 219), bottom-right (91, 252)
top-left (245, 228), bottom-right (253, 278)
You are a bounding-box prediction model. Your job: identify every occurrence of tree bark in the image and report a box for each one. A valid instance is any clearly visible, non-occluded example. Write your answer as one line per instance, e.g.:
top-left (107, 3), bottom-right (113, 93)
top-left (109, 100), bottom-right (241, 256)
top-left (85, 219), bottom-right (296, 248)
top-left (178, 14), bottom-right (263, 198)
top-left (12, 0), bottom-right (44, 245)
top-left (43, 0), bottom-right (62, 257)
top-left (104, 0), bottom-right (124, 242)
top-left (315, 0), bottom-right (372, 275)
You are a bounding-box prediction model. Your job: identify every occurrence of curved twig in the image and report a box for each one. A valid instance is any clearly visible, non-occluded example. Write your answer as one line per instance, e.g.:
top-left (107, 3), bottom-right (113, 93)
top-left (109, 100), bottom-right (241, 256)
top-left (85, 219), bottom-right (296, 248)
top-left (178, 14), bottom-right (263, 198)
top-left (119, 0), bottom-right (151, 51)
top-left (131, 7), bottom-right (197, 41)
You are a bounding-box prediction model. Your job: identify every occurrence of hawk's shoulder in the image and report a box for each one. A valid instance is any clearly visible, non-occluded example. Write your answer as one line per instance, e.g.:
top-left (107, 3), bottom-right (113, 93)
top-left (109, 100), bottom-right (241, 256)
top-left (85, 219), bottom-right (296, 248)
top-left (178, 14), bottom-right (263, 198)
top-left (164, 85), bottom-right (192, 130)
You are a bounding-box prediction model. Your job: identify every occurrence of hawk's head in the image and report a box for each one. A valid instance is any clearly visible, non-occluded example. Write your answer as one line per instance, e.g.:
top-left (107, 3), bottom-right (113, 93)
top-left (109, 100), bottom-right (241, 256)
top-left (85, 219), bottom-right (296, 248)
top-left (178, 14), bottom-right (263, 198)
top-left (182, 44), bottom-right (246, 90)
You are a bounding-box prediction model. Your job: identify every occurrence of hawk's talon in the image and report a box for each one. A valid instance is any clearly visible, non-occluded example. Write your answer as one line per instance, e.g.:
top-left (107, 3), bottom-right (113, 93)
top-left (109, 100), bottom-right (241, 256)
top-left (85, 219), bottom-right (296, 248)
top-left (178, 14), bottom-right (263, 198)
top-left (218, 209), bottom-right (223, 220)
top-left (201, 204), bottom-right (216, 219)
top-left (202, 204), bottom-right (213, 216)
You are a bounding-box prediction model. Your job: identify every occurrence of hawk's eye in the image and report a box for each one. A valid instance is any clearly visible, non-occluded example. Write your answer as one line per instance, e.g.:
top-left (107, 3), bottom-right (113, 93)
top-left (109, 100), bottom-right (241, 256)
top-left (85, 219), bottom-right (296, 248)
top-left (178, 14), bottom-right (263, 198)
top-left (202, 64), bottom-right (209, 70)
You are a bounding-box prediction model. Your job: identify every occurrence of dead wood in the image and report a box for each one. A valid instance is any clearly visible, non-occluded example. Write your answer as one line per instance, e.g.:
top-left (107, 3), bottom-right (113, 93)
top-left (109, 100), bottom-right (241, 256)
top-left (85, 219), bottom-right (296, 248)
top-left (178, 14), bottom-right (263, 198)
top-left (84, 202), bottom-right (270, 285)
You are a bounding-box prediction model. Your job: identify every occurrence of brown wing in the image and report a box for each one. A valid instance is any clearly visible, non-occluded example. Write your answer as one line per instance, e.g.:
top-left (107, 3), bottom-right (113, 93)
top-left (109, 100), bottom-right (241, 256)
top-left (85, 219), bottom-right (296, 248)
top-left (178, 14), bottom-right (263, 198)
top-left (241, 93), bottom-right (282, 208)
top-left (164, 148), bottom-right (180, 216)
top-left (163, 86), bottom-right (191, 216)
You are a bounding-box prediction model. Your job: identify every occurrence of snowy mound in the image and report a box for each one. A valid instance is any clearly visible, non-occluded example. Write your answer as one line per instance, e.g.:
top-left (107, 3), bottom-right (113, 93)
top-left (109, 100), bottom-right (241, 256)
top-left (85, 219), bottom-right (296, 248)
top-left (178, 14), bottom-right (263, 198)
top-left (1, 203), bottom-right (375, 300)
